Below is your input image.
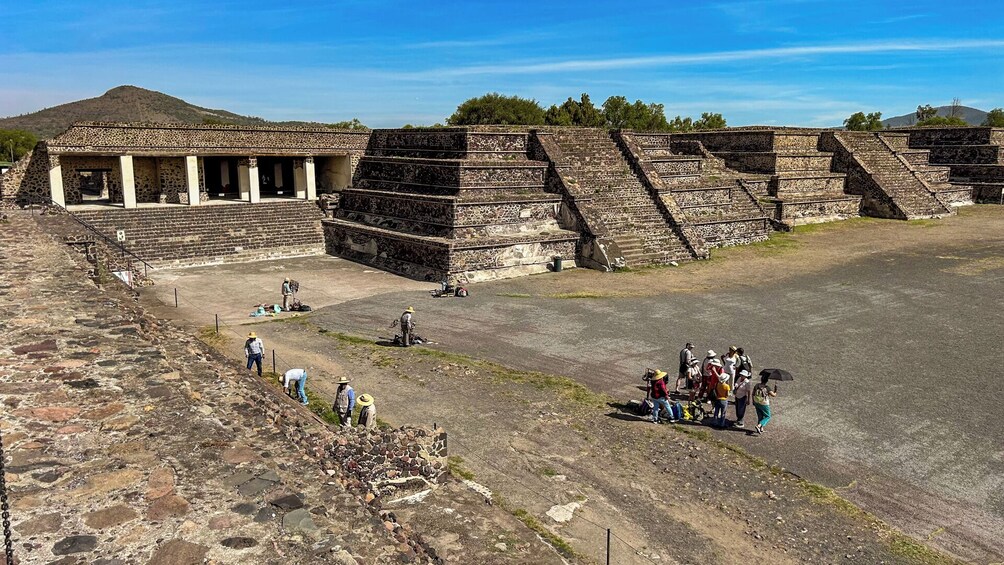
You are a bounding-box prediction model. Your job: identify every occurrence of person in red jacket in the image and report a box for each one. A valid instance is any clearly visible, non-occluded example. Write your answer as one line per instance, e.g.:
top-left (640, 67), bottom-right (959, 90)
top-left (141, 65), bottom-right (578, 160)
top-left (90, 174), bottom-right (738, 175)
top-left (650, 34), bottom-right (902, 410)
top-left (650, 370), bottom-right (673, 424)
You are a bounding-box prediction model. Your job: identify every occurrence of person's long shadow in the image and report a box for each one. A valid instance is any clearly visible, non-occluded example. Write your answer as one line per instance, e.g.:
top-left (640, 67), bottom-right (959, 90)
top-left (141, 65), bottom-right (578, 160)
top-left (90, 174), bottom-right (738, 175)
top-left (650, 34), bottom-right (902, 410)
top-left (605, 401), bottom-right (650, 422)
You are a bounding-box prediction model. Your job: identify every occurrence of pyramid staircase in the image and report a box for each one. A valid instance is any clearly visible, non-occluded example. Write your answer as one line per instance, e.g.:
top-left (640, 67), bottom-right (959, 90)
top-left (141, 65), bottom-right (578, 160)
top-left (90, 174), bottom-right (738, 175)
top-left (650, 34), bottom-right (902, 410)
top-left (824, 132), bottom-right (957, 219)
top-left (620, 133), bottom-right (770, 247)
top-left (536, 128), bottom-right (698, 266)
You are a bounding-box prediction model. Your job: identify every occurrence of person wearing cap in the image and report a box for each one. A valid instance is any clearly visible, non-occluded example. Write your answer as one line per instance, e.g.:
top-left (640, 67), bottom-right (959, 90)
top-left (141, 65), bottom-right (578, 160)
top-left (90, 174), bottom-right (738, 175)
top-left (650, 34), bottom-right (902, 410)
top-left (356, 394), bottom-right (376, 429)
top-left (333, 376), bottom-right (356, 427)
top-left (282, 368), bottom-right (308, 405)
top-left (400, 307), bottom-right (415, 347)
top-left (732, 369), bottom-right (752, 427)
top-left (649, 370), bottom-right (673, 424)
top-left (676, 342), bottom-right (697, 394)
top-left (281, 277), bottom-right (293, 312)
top-left (244, 332), bottom-right (264, 377)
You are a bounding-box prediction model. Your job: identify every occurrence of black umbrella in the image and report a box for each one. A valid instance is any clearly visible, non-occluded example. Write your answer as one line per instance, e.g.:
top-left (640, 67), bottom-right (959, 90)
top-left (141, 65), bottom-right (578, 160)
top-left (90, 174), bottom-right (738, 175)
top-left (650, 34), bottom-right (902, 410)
top-left (759, 368), bottom-right (794, 381)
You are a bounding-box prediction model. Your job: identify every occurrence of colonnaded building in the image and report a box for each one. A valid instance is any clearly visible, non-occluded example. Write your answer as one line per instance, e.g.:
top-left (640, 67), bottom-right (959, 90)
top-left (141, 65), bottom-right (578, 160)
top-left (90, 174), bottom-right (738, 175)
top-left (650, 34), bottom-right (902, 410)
top-left (1, 122), bottom-right (1002, 283)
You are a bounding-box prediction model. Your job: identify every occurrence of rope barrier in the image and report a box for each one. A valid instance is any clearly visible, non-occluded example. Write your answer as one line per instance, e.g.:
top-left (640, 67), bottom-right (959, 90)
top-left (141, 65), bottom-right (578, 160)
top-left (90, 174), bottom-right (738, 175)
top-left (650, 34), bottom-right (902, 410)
top-left (170, 287), bottom-right (660, 564)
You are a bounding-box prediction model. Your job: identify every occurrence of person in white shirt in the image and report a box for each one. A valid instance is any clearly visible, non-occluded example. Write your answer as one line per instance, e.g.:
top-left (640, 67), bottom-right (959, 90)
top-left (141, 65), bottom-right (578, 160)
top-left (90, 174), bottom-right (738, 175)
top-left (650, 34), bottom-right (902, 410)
top-left (282, 368), bottom-right (308, 405)
top-left (721, 346), bottom-right (739, 386)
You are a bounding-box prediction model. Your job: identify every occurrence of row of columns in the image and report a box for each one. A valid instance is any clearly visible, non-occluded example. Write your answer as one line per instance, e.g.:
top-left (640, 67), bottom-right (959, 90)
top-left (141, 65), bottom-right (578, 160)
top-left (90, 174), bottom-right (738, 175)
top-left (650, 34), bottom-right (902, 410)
top-left (49, 155), bottom-right (318, 208)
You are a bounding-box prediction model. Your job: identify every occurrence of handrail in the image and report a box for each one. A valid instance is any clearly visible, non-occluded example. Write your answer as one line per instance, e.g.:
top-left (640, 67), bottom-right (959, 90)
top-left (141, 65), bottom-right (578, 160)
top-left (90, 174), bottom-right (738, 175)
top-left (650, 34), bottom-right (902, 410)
top-left (43, 200), bottom-right (155, 272)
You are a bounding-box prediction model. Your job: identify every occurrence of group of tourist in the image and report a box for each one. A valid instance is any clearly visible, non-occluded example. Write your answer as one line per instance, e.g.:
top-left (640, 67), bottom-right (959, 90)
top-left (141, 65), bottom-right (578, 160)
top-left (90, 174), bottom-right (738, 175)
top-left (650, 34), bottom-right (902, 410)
top-left (244, 331), bottom-right (377, 429)
top-left (648, 342), bottom-right (778, 435)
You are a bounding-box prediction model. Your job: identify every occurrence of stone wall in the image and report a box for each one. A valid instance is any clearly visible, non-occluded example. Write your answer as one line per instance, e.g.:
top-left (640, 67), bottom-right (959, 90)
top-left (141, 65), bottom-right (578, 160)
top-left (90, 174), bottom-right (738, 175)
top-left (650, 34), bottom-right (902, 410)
top-left (0, 145), bottom-right (56, 205)
top-left (60, 155), bottom-right (122, 205)
top-left (46, 122), bottom-right (371, 156)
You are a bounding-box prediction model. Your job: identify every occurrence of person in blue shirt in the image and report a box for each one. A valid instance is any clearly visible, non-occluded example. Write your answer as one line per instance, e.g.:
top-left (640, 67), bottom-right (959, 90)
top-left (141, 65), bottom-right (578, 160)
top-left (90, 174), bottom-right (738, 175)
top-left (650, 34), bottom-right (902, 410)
top-left (282, 368), bottom-right (308, 405)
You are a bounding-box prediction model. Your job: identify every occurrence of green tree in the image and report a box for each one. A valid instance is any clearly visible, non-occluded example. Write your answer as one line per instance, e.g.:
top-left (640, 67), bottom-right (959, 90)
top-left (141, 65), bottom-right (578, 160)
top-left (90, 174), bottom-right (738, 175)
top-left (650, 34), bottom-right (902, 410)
top-left (544, 93), bottom-right (605, 127)
top-left (667, 116), bottom-right (694, 132)
top-left (915, 104), bottom-right (938, 122)
top-left (601, 96), bottom-right (670, 131)
top-left (327, 118), bottom-right (370, 131)
top-left (693, 112), bottom-right (727, 130)
top-left (0, 129), bottom-right (37, 161)
top-left (446, 93), bottom-right (546, 125)
top-left (917, 115), bottom-right (968, 127)
top-left (844, 111), bottom-right (883, 131)
top-left (982, 108), bottom-right (1004, 127)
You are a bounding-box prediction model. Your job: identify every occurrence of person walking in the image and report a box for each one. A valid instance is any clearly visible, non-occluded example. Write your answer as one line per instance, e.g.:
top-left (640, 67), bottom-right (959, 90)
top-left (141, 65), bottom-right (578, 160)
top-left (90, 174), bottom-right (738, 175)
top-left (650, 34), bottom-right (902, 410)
top-left (752, 375), bottom-right (778, 435)
top-left (649, 370), bottom-right (673, 424)
top-left (400, 306), bottom-right (415, 347)
top-left (721, 346), bottom-right (740, 386)
top-left (333, 376), bottom-right (356, 427)
top-left (244, 332), bottom-right (264, 377)
top-left (282, 368), bottom-right (308, 405)
top-left (676, 342), bottom-right (697, 394)
top-left (713, 374), bottom-right (731, 428)
top-left (357, 394), bottom-right (376, 429)
top-left (281, 277), bottom-right (294, 312)
top-left (732, 369), bottom-right (752, 428)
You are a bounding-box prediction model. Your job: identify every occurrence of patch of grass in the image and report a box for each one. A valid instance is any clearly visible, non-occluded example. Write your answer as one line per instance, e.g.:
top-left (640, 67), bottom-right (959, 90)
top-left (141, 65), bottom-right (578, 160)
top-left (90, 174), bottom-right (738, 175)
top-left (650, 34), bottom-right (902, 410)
top-left (494, 496), bottom-right (578, 559)
top-left (497, 292), bottom-right (533, 298)
top-left (539, 466), bottom-right (558, 477)
top-left (546, 291), bottom-right (616, 299)
top-left (447, 455), bottom-right (475, 480)
top-left (906, 218), bottom-right (941, 228)
top-left (197, 326), bottom-right (231, 349)
top-left (317, 328), bottom-right (373, 346)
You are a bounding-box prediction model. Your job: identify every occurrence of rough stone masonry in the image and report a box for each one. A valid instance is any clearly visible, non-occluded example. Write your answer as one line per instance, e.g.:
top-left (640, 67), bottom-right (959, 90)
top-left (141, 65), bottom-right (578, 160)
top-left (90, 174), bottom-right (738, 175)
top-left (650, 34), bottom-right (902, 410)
top-left (0, 210), bottom-right (562, 564)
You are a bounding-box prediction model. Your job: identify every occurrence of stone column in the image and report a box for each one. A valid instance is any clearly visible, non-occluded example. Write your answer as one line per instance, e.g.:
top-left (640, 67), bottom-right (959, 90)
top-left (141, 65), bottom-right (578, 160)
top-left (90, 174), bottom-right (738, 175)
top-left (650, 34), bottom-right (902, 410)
top-left (304, 156), bottom-right (317, 201)
top-left (184, 156), bottom-right (200, 206)
top-left (120, 155), bottom-right (137, 209)
top-left (274, 162), bottom-right (284, 191)
top-left (48, 156), bottom-right (65, 207)
top-left (293, 158), bottom-right (307, 199)
top-left (248, 157), bottom-right (260, 203)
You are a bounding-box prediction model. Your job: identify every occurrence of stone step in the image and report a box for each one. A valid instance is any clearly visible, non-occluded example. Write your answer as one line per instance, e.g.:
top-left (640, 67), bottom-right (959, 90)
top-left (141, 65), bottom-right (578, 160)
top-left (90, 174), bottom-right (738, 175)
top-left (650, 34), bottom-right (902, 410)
top-left (716, 151), bottom-right (834, 174)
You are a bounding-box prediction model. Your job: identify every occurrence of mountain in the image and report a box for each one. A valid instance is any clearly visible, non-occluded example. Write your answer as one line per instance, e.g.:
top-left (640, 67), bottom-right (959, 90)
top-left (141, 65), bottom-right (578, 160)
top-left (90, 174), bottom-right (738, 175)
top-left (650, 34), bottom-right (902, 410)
top-left (0, 86), bottom-right (321, 139)
top-left (881, 105), bottom-right (988, 128)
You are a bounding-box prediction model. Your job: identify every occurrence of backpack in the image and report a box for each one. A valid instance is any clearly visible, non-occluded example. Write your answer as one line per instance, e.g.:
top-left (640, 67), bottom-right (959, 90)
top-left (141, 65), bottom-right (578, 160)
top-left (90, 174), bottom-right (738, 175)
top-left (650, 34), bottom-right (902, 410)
top-left (753, 384), bottom-right (768, 405)
top-left (739, 356), bottom-right (753, 375)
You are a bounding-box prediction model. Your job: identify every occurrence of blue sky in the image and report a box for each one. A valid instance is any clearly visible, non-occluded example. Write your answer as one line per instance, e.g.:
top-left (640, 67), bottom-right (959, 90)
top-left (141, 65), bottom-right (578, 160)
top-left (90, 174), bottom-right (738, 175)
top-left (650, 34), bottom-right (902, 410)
top-left (2, 0), bottom-right (1002, 127)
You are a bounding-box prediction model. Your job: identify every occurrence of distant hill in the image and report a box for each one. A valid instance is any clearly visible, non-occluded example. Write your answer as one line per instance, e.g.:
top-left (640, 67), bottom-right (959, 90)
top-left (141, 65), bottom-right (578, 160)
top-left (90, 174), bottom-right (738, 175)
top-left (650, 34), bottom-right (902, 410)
top-left (881, 105), bottom-right (988, 128)
top-left (0, 85), bottom-right (329, 139)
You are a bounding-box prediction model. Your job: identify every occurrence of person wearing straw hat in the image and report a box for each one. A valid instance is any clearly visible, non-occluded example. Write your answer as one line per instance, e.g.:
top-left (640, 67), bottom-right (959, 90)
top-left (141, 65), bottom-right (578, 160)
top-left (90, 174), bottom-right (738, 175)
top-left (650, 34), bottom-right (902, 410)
top-left (282, 368), bottom-right (308, 405)
top-left (649, 370), bottom-right (673, 424)
top-left (333, 376), bottom-right (356, 427)
top-left (400, 306), bottom-right (416, 347)
top-left (244, 332), bottom-right (264, 377)
top-left (356, 394), bottom-right (376, 429)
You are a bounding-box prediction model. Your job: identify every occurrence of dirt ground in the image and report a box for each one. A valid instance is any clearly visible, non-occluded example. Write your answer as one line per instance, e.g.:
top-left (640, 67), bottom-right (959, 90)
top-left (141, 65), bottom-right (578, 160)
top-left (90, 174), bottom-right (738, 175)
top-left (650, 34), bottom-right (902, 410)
top-left (143, 206), bottom-right (1004, 564)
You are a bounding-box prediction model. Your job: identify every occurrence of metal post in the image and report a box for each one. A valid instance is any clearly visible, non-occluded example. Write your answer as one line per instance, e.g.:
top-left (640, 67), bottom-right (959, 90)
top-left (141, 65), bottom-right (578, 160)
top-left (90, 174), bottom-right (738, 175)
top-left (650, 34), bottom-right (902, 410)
top-left (606, 529), bottom-right (611, 565)
top-left (174, 288), bottom-right (178, 308)
top-left (144, 263), bottom-right (148, 278)
top-left (0, 423), bottom-right (15, 565)
top-left (272, 350), bottom-right (276, 374)
top-left (215, 314), bottom-right (219, 334)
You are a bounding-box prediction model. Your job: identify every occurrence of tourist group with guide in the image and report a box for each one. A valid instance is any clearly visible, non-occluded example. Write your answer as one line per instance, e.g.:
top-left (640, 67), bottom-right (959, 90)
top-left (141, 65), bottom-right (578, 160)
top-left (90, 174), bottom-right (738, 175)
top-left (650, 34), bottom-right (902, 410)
top-left (642, 343), bottom-right (786, 435)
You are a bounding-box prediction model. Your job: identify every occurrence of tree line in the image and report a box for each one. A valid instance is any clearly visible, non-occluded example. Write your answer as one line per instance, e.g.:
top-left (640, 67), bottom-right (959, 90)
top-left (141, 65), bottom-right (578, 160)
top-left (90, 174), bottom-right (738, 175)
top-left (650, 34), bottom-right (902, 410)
top-left (444, 93), bottom-right (727, 132)
top-left (844, 100), bottom-right (1004, 130)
